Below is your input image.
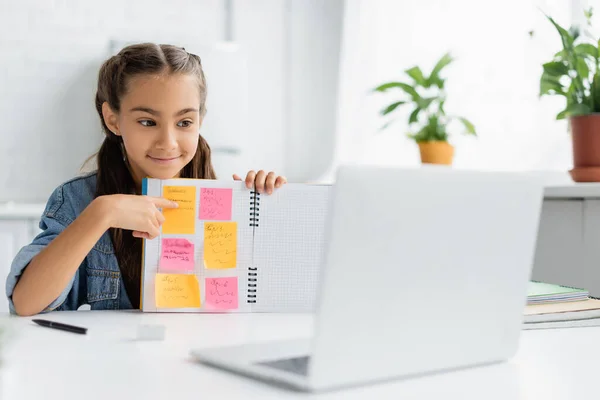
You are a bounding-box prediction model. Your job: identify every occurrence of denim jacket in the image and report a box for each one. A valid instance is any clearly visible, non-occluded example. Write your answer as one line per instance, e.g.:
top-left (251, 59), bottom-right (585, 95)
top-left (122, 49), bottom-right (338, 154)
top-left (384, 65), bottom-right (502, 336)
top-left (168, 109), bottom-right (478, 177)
top-left (5, 172), bottom-right (133, 314)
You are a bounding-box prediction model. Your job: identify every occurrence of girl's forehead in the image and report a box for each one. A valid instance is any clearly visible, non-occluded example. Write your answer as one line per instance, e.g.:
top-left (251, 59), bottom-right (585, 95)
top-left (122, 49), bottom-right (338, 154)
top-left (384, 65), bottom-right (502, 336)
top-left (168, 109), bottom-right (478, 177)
top-left (123, 73), bottom-right (201, 110)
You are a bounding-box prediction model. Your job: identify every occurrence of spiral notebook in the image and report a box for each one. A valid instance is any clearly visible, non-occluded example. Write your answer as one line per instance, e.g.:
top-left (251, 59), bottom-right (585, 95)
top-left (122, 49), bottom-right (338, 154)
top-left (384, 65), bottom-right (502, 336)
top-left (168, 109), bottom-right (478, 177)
top-left (140, 178), bottom-right (331, 313)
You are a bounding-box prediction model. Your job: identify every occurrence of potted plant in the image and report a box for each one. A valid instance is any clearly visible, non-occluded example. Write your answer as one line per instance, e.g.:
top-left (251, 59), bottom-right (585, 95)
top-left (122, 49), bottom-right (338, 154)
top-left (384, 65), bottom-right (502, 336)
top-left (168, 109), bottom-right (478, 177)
top-left (540, 9), bottom-right (600, 181)
top-left (372, 52), bottom-right (477, 165)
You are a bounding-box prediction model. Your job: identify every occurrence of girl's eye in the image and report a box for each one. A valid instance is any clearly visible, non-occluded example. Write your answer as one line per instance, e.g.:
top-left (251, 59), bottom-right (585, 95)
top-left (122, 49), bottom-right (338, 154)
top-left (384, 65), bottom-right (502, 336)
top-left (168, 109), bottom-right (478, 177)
top-left (139, 120), bottom-right (156, 127)
top-left (178, 120), bottom-right (193, 128)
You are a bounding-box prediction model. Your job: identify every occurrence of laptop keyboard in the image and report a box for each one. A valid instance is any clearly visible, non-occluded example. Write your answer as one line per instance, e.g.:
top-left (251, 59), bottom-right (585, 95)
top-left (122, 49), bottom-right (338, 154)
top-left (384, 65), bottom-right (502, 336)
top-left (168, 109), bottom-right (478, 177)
top-left (256, 355), bottom-right (311, 376)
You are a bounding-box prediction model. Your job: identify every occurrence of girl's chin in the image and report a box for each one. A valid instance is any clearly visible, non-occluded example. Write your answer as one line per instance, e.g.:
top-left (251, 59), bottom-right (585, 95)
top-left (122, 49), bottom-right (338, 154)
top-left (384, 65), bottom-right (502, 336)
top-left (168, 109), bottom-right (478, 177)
top-left (142, 167), bottom-right (184, 181)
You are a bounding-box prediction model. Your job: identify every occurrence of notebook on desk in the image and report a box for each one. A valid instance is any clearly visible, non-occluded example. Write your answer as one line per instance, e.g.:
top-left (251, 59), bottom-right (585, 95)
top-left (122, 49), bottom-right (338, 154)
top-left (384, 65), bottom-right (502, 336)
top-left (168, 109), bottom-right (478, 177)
top-left (139, 178), bottom-right (331, 313)
top-left (527, 281), bottom-right (589, 305)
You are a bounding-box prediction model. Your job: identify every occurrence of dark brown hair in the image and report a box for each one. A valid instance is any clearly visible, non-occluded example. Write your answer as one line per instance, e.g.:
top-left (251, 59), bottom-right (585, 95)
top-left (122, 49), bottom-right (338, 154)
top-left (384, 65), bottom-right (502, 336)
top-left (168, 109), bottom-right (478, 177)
top-left (93, 43), bottom-right (216, 308)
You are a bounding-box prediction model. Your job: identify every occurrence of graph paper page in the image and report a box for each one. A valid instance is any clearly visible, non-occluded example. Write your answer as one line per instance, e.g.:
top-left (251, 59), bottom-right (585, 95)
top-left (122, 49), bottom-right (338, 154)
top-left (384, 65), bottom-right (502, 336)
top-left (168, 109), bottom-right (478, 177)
top-left (251, 184), bottom-right (332, 312)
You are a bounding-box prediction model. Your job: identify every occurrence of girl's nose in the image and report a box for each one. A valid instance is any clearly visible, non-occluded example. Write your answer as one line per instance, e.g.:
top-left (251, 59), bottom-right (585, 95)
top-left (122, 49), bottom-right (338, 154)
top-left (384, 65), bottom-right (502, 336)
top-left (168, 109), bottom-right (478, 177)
top-left (155, 128), bottom-right (177, 150)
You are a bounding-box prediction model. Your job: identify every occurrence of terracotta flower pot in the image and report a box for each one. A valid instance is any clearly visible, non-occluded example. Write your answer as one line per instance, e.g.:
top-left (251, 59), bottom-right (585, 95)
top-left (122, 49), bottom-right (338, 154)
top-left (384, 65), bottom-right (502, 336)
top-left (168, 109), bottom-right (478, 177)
top-left (569, 114), bottom-right (600, 182)
top-left (417, 141), bottom-right (454, 165)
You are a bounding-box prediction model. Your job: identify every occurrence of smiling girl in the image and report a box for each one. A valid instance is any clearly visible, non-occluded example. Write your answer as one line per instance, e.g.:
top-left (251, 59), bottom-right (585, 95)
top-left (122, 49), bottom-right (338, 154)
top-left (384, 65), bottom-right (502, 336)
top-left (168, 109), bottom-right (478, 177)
top-left (6, 43), bottom-right (286, 316)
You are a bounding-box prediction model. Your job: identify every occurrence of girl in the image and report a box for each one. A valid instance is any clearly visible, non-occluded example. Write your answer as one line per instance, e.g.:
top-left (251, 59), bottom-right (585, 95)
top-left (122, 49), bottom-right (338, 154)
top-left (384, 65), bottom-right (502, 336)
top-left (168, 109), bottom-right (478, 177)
top-left (6, 43), bottom-right (286, 316)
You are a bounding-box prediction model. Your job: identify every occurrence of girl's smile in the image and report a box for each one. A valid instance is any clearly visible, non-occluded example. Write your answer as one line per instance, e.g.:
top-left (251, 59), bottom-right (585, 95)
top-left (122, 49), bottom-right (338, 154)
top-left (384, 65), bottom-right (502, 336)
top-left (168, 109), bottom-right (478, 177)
top-left (147, 155), bottom-right (182, 165)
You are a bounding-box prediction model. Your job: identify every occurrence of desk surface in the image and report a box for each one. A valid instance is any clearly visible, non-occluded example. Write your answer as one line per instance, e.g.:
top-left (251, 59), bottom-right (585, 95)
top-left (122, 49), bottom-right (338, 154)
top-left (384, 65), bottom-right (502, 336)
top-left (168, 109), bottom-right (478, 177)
top-left (545, 183), bottom-right (600, 198)
top-left (0, 311), bottom-right (597, 399)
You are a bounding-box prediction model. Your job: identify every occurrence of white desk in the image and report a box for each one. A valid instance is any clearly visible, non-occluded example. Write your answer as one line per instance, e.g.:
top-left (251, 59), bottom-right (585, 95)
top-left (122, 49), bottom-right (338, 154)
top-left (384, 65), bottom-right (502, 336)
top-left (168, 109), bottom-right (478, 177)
top-left (0, 311), bottom-right (597, 399)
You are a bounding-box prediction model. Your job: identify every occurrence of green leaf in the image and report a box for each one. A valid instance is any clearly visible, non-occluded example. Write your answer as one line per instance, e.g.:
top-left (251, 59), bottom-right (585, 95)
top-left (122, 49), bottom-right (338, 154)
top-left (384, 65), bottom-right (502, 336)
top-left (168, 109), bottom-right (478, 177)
top-left (458, 117), bottom-right (476, 135)
top-left (439, 100), bottom-right (446, 115)
top-left (373, 82), bottom-right (421, 102)
top-left (592, 72), bottom-right (600, 112)
top-left (575, 43), bottom-right (598, 58)
top-left (418, 97), bottom-right (436, 109)
top-left (546, 15), bottom-right (575, 52)
top-left (585, 7), bottom-right (594, 24)
top-left (543, 61), bottom-right (569, 77)
top-left (426, 115), bottom-right (440, 131)
top-left (373, 82), bottom-right (404, 92)
top-left (556, 109), bottom-right (569, 120)
top-left (405, 66), bottom-right (427, 86)
top-left (540, 73), bottom-right (564, 96)
top-left (426, 53), bottom-right (453, 87)
top-left (554, 49), bottom-right (567, 59)
top-left (576, 57), bottom-right (590, 80)
top-left (563, 103), bottom-right (591, 117)
top-left (569, 26), bottom-right (581, 41)
top-left (380, 101), bottom-right (406, 115)
top-left (409, 108), bottom-right (421, 124)
top-left (396, 83), bottom-right (421, 101)
top-left (567, 79), bottom-right (579, 103)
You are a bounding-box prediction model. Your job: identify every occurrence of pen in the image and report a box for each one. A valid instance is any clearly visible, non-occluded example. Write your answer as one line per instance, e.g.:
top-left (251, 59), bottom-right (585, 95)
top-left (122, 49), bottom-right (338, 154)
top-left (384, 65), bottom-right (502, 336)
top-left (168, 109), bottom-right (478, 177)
top-left (32, 319), bottom-right (88, 335)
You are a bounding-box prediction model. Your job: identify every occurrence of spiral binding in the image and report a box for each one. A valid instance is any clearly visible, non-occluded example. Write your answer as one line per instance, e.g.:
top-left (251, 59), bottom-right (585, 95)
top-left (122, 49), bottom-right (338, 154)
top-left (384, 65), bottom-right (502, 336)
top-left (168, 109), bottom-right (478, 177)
top-left (248, 191), bottom-right (261, 303)
top-left (249, 190), bottom-right (260, 227)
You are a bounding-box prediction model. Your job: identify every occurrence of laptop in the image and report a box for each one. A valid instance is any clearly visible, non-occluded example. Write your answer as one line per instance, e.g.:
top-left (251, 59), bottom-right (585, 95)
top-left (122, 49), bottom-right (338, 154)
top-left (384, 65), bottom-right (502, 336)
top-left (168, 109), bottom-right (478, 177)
top-left (190, 165), bottom-right (544, 392)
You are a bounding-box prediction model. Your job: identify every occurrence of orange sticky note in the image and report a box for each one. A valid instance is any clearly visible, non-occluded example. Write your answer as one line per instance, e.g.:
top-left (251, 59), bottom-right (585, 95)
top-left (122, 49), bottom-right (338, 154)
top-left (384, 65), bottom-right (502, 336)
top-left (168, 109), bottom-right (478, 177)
top-left (203, 222), bottom-right (237, 269)
top-left (162, 186), bottom-right (196, 234)
top-left (155, 273), bottom-right (201, 308)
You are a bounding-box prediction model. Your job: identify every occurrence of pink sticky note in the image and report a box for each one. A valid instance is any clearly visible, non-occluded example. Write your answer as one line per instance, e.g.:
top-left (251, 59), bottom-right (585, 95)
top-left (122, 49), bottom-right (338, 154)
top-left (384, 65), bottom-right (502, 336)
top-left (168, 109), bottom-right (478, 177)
top-left (199, 188), bottom-right (233, 221)
top-left (160, 238), bottom-right (195, 272)
top-left (205, 277), bottom-right (238, 310)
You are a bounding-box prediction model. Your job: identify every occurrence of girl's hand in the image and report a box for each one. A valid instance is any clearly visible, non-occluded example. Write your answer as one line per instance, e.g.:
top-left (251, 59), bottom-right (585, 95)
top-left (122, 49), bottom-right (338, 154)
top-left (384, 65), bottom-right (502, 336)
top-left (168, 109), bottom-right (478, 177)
top-left (233, 170), bottom-right (287, 194)
top-left (100, 194), bottom-right (178, 239)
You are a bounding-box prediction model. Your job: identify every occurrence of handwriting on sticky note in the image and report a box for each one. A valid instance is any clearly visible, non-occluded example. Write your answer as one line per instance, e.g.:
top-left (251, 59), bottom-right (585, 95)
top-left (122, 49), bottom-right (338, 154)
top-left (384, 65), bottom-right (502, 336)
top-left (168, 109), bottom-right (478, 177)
top-left (199, 188), bottom-right (233, 220)
top-left (160, 238), bottom-right (195, 272)
top-left (203, 222), bottom-right (237, 269)
top-left (155, 273), bottom-right (200, 308)
top-left (162, 186), bottom-right (196, 234)
top-left (205, 277), bottom-right (238, 310)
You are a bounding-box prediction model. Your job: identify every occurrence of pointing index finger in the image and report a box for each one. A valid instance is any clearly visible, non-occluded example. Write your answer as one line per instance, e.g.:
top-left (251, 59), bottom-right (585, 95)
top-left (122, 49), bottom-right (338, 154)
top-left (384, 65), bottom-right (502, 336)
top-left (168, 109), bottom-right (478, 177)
top-left (149, 197), bottom-right (179, 209)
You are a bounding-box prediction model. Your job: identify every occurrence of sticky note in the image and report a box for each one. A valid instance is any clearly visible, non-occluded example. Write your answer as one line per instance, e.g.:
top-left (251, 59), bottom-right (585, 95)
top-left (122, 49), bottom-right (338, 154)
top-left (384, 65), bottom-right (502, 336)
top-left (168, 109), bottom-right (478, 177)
top-left (203, 222), bottom-right (237, 269)
top-left (160, 238), bottom-right (195, 272)
top-left (155, 273), bottom-right (201, 308)
top-left (199, 188), bottom-right (233, 220)
top-left (205, 277), bottom-right (238, 310)
top-left (162, 186), bottom-right (196, 234)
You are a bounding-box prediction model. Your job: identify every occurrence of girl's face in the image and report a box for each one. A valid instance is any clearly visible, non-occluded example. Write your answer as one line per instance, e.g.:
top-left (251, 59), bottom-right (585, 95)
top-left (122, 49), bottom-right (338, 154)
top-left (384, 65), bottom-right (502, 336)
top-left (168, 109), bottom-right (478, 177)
top-left (103, 73), bottom-right (201, 186)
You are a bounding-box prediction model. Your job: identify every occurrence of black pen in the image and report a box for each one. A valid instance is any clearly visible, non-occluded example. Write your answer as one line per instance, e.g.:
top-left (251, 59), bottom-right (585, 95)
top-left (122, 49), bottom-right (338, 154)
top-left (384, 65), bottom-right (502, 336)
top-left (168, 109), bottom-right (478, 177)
top-left (32, 319), bottom-right (88, 335)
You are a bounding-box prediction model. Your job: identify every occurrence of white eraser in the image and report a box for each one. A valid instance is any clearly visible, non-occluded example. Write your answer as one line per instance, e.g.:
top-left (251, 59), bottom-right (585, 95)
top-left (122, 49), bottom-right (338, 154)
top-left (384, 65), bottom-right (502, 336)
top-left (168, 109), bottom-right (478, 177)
top-left (136, 324), bottom-right (166, 341)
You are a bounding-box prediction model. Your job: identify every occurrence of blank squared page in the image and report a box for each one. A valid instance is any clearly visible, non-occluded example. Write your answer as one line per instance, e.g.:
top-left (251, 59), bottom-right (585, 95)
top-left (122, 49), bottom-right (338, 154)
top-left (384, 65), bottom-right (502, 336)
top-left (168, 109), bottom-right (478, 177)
top-left (252, 184), bottom-right (332, 312)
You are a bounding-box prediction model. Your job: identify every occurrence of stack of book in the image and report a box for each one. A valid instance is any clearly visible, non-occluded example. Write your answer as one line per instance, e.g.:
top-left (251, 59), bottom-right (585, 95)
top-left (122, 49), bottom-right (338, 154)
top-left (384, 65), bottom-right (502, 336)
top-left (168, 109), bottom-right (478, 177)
top-left (525, 281), bottom-right (600, 324)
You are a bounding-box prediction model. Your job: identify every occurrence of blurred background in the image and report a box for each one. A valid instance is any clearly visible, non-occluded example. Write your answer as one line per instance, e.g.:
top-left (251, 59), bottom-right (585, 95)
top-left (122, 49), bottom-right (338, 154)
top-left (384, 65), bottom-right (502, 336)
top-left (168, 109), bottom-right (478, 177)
top-left (0, 0), bottom-right (595, 311)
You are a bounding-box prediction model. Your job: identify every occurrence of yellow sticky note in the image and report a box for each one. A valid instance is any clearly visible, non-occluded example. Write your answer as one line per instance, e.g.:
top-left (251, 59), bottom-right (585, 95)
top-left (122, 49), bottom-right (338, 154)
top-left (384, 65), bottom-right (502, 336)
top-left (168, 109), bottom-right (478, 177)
top-left (155, 273), bottom-right (201, 308)
top-left (203, 222), bottom-right (237, 269)
top-left (162, 186), bottom-right (196, 234)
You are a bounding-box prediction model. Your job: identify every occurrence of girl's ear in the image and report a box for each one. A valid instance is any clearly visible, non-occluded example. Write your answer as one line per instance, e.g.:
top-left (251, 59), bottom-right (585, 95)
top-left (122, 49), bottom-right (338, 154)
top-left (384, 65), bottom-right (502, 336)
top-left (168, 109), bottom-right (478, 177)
top-left (102, 102), bottom-right (120, 136)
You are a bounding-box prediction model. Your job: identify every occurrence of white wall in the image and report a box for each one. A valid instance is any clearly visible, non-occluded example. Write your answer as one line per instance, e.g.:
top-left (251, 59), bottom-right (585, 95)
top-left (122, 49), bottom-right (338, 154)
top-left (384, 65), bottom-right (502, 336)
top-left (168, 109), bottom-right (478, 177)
top-left (0, 0), bottom-right (345, 203)
top-left (232, 0), bottom-right (287, 176)
top-left (286, 0), bottom-right (344, 182)
top-left (329, 0), bottom-right (575, 177)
